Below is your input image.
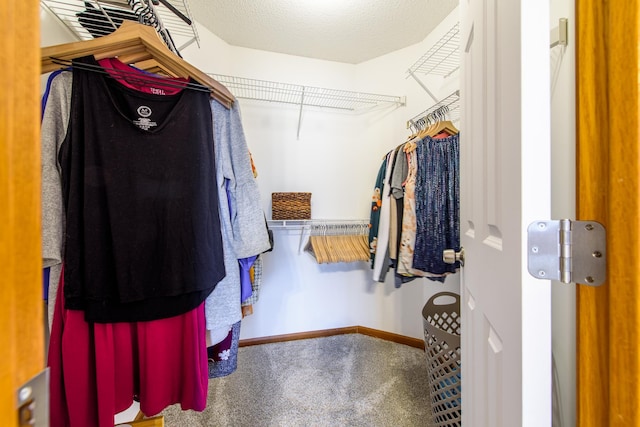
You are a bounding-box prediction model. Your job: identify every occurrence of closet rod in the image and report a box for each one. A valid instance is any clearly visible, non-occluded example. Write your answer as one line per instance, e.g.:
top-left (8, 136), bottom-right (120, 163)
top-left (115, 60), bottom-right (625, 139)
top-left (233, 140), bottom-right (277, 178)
top-left (267, 219), bottom-right (370, 254)
top-left (407, 90), bottom-right (460, 130)
top-left (267, 219), bottom-right (370, 230)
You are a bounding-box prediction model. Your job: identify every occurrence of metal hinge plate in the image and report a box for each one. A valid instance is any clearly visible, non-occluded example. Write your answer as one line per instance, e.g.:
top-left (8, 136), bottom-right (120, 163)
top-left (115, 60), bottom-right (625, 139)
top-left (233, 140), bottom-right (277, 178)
top-left (527, 219), bottom-right (606, 286)
top-left (17, 368), bottom-right (49, 427)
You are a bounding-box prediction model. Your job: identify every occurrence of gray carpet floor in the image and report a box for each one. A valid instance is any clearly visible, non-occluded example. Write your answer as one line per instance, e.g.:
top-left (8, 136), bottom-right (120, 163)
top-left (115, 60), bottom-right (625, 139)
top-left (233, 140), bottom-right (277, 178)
top-left (160, 333), bottom-right (433, 427)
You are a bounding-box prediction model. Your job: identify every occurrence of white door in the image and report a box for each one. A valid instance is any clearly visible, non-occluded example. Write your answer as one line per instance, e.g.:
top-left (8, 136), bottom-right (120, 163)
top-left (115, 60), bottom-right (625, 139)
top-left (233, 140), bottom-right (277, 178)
top-left (459, 1), bottom-right (551, 426)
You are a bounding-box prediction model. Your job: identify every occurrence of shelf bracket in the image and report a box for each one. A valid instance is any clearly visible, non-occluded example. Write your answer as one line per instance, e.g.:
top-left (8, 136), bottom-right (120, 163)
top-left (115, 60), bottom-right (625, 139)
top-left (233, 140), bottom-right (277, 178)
top-left (298, 225), bottom-right (308, 254)
top-left (297, 86), bottom-right (305, 140)
top-left (177, 36), bottom-right (198, 52)
top-left (407, 69), bottom-right (439, 104)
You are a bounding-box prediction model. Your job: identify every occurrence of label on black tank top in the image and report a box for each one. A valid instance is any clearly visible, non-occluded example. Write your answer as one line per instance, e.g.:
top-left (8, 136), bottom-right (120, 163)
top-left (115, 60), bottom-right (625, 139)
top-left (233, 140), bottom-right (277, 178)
top-left (133, 105), bottom-right (158, 130)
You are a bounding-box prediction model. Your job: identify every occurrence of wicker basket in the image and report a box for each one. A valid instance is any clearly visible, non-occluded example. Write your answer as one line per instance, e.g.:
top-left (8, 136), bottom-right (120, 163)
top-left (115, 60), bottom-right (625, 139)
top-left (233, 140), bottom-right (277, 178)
top-left (271, 192), bottom-right (311, 220)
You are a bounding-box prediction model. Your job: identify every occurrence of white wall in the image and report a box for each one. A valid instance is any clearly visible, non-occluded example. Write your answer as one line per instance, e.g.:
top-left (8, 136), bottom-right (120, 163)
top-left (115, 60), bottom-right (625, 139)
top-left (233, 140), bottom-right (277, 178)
top-left (182, 10), bottom-right (461, 341)
top-left (550, 1), bottom-right (576, 426)
top-left (40, 6), bottom-right (80, 88)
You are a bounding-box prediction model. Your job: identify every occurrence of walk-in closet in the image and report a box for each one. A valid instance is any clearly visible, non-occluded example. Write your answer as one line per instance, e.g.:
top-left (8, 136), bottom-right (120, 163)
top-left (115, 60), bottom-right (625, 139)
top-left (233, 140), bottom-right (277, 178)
top-left (10, 0), bottom-right (639, 426)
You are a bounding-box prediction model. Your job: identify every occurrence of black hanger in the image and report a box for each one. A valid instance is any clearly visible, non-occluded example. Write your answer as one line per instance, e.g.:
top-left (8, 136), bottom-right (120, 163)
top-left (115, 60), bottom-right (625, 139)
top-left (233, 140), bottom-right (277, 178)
top-left (50, 57), bottom-right (211, 94)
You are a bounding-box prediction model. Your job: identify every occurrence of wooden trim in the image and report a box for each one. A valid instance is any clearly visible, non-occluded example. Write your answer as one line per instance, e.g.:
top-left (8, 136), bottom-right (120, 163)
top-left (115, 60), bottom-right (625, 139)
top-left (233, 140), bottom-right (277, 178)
top-left (355, 326), bottom-right (426, 349)
top-left (0, 2), bottom-right (43, 426)
top-left (239, 327), bottom-right (358, 347)
top-left (575, 1), bottom-right (610, 425)
top-left (240, 326), bottom-right (425, 350)
top-left (576, 0), bottom-right (640, 425)
top-left (605, 1), bottom-right (640, 425)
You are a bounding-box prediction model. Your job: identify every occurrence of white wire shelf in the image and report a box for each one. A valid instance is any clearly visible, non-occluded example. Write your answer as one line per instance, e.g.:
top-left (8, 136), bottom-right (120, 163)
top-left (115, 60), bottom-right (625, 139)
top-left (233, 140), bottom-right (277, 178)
top-left (267, 219), bottom-right (370, 230)
top-left (267, 219), bottom-right (370, 254)
top-left (405, 21), bottom-right (461, 127)
top-left (407, 22), bottom-right (460, 78)
top-left (210, 74), bottom-right (405, 112)
top-left (41, 0), bottom-right (199, 52)
top-left (406, 22), bottom-right (460, 106)
top-left (211, 74), bottom-right (405, 138)
top-left (407, 90), bottom-right (460, 130)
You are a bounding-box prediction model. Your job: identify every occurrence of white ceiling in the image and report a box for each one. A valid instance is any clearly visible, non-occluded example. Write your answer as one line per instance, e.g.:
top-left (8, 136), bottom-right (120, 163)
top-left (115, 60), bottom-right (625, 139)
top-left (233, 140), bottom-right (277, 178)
top-left (188, 0), bottom-right (459, 64)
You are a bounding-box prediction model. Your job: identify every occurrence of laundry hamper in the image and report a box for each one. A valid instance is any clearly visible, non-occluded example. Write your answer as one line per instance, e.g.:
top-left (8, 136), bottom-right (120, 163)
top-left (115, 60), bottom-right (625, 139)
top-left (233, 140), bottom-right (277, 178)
top-left (422, 291), bottom-right (461, 426)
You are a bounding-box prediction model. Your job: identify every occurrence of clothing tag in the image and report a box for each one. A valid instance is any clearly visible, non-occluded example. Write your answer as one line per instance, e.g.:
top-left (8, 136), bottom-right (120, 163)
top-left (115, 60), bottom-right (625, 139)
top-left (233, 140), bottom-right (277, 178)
top-left (133, 105), bottom-right (157, 131)
top-left (149, 87), bottom-right (167, 96)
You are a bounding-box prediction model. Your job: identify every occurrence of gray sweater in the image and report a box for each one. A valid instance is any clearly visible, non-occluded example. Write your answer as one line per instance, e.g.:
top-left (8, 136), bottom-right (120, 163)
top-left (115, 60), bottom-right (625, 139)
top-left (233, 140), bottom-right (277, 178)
top-left (206, 99), bottom-right (271, 329)
top-left (41, 72), bottom-right (72, 328)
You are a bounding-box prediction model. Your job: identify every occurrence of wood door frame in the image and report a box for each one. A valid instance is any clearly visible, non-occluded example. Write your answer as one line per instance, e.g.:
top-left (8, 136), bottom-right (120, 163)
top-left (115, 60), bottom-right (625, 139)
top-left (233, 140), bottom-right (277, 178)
top-left (6, 1), bottom-right (638, 426)
top-left (576, 0), bottom-right (640, 425)
top-left (0, 1), bottom-right (44, 426)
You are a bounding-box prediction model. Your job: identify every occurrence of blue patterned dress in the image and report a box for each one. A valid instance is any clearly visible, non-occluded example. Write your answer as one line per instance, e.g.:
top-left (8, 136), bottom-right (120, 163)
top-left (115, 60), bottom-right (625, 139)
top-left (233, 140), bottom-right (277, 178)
top-left (412, 134), bottom-right (460, 278)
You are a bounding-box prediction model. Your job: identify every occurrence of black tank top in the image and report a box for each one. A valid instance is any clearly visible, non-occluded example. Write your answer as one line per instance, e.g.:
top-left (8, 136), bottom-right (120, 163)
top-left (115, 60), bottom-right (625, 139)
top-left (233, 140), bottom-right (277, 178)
top-left (60, 55), bottom-right (225, 322)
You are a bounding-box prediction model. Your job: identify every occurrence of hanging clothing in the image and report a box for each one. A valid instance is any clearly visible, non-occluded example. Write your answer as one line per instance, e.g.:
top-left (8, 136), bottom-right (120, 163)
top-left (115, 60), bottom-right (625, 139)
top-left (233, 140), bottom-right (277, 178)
top-left (370, 128), bottom-right (459, 282)
top-left (372, 149), bottom-right (396, 282)
top-left (397, 148), bottom-right (447, 281)
top-left (207, 320), bottom-right (241, 378)
top-left (39, 61), bottom-right (256, 425)
top-left (48, 270), bottom-right (209, 427)
top-left (40, 68), bottom-right (69, 325)
top-left (390, 149), bottom-right (409, 200)
top-left (239, 256), bottom-right (257, 303)
top-left (241, 255), bottom-right (264, 316)
top-left (397, 149), bottom-right (418, 276)
top-left (42, 62), bottom-right (213, 426)
top-left (368, 158), bottom-right (387, 267)
top-left (413, 134), bottom-right (461, 276)
top-left (242, 255), bottom-right (263, 307)
top-left (211, 101), bottom-right (271, 260)
top-left (59, 55), bottom-right (224, 322)
top-left (42, 70), bottom-right (73, 328)
top-left (205, 100), bottom-right (271, 331)
top-left (389, 196), bottom-right (399, 261)
top-left (41, 64), bottom-right (270, 329)
top-left (390, 149), bottom-right (408, 262)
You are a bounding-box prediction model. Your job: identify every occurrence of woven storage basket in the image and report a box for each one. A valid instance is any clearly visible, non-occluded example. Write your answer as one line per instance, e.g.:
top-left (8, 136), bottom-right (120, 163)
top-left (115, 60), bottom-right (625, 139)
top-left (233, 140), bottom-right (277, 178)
top-left (422, 292), bottom-right (461, 427)
top-left (271, 192), bottom-right (311, 220)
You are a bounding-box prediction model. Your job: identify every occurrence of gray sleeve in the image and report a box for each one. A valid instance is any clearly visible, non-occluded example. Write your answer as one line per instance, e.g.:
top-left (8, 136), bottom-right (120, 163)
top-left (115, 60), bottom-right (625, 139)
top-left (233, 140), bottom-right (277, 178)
top-left (206, 100), bottom-right (242, 329)
top-left (390, 149), bottom-right (408, 199)
top-left (213, 101), bottom-right (271, 258)
top-left (41, 71), bottom-right (72, 268)
top-left (205, 100), bottom-right (269, 330)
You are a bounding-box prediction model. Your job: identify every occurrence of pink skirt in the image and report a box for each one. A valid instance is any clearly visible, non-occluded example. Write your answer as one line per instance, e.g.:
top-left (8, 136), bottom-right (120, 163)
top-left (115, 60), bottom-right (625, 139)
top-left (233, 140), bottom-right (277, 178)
top-left (48, 269), bottom-right (209, 427)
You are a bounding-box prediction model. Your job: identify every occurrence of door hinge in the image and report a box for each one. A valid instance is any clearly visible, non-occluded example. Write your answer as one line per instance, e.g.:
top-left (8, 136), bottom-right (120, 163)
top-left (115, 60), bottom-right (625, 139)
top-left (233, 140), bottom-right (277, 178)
top-left (17, 368), bottom-right (49, 427)
top-left (527, 219), bottom-right (606, 286)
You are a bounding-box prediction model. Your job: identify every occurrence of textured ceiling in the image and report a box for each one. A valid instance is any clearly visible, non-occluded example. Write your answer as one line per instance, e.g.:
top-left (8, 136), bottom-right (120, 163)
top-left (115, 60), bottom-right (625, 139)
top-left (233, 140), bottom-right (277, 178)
top-left (188, 0), bottom-right (459, 64)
